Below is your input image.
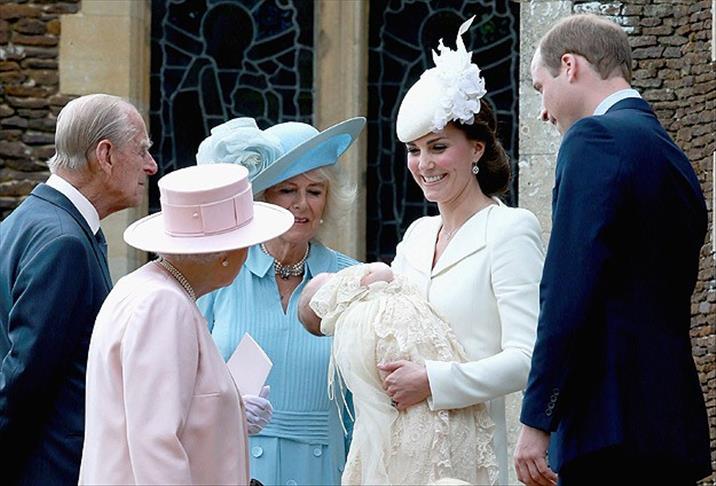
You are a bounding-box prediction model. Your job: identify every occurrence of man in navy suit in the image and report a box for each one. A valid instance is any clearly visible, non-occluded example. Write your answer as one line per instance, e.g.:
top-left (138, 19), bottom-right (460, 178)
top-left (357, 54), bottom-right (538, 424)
top-left (514, 14), bottom-right (711, 486)
top-left (0, 94), bottom-right (157, 484)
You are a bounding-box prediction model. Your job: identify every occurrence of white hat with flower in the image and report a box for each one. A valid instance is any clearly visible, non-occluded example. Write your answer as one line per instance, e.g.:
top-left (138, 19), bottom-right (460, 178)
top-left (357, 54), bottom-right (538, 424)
top-left (396, 16), bottom-right (487, 143)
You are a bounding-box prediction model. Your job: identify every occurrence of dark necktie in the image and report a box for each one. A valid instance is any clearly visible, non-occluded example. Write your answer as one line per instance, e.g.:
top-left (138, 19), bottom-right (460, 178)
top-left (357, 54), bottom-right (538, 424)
top-left (95, 228), bottom-right (108, 261)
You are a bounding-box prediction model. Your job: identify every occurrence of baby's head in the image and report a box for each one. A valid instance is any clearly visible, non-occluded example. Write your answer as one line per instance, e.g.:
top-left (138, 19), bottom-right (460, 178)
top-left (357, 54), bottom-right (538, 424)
top-left (298, 272), bottom-right (332, 336)
top-left (360, 261), bottom-right (394, 286)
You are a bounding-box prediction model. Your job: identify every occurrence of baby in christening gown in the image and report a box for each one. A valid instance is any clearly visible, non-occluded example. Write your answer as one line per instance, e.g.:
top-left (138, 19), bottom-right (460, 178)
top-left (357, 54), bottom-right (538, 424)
top-left (298, 263), bottom-right (498, 485)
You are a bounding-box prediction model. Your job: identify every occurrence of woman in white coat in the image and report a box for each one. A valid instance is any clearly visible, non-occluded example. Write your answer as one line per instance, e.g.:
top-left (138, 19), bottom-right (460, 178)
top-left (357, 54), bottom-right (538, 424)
top-left (378, 17), bottom-right (545, 485)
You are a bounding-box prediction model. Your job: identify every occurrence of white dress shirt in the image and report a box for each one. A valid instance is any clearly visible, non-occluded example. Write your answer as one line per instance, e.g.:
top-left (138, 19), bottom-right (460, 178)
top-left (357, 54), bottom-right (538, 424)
top-left (593, 88), bottom-right (642, 116)
top-left (45, 174), bottom-right (101, 234)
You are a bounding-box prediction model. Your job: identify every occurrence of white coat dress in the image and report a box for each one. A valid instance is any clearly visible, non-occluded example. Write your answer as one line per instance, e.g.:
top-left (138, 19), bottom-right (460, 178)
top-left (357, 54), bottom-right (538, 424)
top-left (391, 202), bottom-right (545, 485)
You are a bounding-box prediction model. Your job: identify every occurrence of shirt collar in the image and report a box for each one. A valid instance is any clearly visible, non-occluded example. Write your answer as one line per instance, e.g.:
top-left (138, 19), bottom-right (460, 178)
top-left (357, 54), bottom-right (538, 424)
top-left (593, 88), bottom-right (642, 116)
top-left (245, 241), bottom-right (335, 279)
top-left (45, 174), bottom-right (101, 234)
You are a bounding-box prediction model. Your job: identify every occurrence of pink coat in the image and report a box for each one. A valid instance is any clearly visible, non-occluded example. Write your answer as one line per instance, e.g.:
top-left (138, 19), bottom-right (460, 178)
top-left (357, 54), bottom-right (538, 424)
top-left (79, 262), bottom-right (250, 485)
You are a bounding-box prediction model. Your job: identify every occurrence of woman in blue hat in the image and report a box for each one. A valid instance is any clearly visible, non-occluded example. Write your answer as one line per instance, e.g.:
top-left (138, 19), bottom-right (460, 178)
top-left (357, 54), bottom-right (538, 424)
top-left (196, 116), bottom-right (365, 486)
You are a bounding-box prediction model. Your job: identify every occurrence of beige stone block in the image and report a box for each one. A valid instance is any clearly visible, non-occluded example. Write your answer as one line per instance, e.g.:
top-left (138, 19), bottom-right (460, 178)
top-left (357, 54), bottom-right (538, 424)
top-left (314, 0), bottom-right (369, 260)
top-left (79, 0), bottom-right (147, 19)
top-left (519, 1), bottom-right (573, 81)
top-left (59, 14), bottom-right (133, 96)
top-left (519, 79), bottom-right (562, 156)
top-left (59, 1), bottom-right (151, 278)
top-left (518, 154), bottom-right (556, 240)
top-left (102, 204), bottom-right (148, 283)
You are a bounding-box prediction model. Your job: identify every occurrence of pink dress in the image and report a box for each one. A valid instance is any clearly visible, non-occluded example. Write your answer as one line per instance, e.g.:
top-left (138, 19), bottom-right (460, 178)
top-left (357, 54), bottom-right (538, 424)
top-left (79, 262), bottom-right (250, 485)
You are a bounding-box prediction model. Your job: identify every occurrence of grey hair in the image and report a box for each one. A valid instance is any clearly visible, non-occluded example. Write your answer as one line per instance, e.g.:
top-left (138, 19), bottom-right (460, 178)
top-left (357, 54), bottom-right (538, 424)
top-left (48, 93), bottom-right (139, 173)
top-left (156, 251), bottom-right (227, 265)
top-left (256, 164), bottom-right (357, 243)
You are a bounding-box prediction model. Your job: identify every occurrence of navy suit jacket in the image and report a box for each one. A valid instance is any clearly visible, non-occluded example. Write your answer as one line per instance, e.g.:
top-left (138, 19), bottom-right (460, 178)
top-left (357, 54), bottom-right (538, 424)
top-left (520, 98), bottom-right (711, 480)
top-left (0, 184), bottom-right (112, 484)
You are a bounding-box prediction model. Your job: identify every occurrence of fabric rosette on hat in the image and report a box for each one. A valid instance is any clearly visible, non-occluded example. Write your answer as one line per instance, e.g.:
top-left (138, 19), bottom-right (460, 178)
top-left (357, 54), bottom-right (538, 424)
top-left (396, 15), bottom-right (487, 143)
top-left (196, 118), bottom-right (283, 180)
top-left (197, 117), bottom-right (366, 194)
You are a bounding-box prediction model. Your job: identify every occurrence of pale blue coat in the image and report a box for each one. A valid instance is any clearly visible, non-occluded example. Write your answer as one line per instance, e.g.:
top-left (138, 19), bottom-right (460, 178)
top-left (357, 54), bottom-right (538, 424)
top-left (198, 243), bottom-right (357, 486)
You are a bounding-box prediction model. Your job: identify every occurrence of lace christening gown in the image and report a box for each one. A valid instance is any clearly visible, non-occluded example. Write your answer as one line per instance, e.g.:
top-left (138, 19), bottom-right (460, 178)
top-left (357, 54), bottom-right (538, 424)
top-left (310, 265), bottom-right (498, 485)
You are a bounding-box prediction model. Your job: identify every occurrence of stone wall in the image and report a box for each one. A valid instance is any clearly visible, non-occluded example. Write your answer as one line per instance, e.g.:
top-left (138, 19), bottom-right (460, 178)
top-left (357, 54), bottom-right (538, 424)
top-left (0, 1), bottom-right (79, 220)
top-left (573, 0), bottom-right (715, 481)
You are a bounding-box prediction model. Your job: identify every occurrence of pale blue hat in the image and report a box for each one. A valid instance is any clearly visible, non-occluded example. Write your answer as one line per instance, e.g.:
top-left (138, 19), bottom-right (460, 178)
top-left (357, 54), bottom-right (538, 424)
top-left (196, 117), bottom-right (366, 194)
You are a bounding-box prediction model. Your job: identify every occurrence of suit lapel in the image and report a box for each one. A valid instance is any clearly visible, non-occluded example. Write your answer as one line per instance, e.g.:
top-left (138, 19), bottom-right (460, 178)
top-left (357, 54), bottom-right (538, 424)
top-left (31, 184), bottom-right (113, 289)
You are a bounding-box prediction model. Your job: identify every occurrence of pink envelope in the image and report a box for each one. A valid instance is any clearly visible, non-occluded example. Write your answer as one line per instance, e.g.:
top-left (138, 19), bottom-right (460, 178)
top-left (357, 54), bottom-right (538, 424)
top-left (227, 332), bottom-right (273, 396)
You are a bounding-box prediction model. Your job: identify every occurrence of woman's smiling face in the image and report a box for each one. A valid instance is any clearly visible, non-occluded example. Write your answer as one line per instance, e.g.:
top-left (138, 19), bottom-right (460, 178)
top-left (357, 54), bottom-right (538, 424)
top-left (405, 123), bottom-right (484, 204)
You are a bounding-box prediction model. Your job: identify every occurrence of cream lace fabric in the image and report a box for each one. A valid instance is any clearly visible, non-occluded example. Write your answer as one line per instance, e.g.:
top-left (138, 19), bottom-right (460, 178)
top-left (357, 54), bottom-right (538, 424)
top-left (311, 265), bottom-right (498, 485)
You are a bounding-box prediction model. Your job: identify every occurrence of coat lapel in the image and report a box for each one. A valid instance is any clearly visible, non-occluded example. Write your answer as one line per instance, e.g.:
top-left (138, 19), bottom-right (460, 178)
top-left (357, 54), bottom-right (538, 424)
top-left (403, 216), bottom-right (441, 276)
top-left (431, 203), bottom-right (496, 277)
top-left (31, 184), bottom-right (113, 289)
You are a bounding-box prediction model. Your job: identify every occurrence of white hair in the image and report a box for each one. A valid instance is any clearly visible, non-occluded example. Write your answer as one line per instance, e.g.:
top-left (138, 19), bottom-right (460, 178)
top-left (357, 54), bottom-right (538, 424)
top-left (48, 93), bottom-right (138, 173)
top-left (155, 251), bottom-right (227, 265)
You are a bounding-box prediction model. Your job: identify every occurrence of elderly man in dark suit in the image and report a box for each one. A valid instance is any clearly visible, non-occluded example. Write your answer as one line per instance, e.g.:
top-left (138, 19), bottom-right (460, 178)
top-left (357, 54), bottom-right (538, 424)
top-left (0, 93), bottom-right (157, 484)
top-left (514, 14), bottom-right (711, 486)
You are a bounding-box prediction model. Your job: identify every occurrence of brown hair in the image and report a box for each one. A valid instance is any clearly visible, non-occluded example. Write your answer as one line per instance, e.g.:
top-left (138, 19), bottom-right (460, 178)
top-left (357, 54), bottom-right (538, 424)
top-left (452, 99), bottom-right (510, 197)
top-left (539, 13), bottom-right (632, 82)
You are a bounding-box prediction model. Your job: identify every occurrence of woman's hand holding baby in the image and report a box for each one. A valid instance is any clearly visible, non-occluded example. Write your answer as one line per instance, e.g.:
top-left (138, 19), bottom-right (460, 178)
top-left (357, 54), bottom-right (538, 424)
top-left (378, 360), bottom-right (430, 411)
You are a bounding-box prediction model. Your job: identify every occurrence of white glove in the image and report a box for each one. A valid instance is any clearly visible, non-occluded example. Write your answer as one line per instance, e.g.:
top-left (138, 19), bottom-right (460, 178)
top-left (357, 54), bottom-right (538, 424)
top-left (244, 385), bottom-right (272, 435)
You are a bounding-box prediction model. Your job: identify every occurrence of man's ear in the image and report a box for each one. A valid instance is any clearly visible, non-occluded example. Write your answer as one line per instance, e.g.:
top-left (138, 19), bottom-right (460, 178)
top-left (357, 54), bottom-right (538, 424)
top-left (94, 139), bottom-right (113, 175)
top-left (561, 53), bottom-right (579, 82)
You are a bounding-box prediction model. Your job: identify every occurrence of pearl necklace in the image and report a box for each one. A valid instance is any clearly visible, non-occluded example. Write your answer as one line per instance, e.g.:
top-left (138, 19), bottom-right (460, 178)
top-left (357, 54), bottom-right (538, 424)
top-left (156, 257), bottom-right (196, 302)
top-left (260, 243), bottom-right (310, 280)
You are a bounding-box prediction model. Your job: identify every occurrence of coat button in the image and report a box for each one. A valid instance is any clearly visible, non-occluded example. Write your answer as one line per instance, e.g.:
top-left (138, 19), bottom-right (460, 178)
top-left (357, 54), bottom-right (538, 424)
top-left (251, 446), bottom-right (263, 458)
top-left (338, 464), bottom-right (344, 472)
top-left (286, 481), bottom-right (297, 486)
top-left (313, 447), bottom-right (322, 457)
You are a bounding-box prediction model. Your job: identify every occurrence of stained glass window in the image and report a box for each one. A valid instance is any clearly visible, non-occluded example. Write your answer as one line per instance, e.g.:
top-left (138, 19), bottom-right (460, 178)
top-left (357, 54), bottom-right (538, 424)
top-left (149, 0), bottom-right (314, 212)
top-left (366, 0), bottom-right (520, 262)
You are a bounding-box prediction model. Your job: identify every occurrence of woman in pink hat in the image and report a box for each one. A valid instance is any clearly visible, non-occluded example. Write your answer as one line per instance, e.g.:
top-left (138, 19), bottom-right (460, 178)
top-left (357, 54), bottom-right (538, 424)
top-left (78, 163), bottom-right (293, 485)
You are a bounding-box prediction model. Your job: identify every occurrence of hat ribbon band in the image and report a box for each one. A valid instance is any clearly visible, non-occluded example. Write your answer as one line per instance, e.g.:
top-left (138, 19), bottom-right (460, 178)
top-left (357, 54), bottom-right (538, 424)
top-left (162, 185), bottom-right (254, 237)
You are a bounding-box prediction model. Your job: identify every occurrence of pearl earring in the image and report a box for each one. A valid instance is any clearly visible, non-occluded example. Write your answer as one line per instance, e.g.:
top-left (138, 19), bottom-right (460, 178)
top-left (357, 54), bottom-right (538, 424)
top-left (319, 219), bottom-right (324, 224)
top-left (472, 163), bottom-right (480, 175)
top-left (221, 260), bottom-right (229, 267)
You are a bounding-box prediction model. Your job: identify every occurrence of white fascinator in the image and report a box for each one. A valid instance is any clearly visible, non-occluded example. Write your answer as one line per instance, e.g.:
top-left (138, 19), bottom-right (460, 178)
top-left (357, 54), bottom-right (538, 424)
top-left (396, 16), bottom-right (487, 143)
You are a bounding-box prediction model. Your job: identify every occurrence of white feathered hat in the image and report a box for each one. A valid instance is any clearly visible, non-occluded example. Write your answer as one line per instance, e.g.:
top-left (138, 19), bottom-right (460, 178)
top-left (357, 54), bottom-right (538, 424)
top-left (396, 16), bottom-right (487, 143)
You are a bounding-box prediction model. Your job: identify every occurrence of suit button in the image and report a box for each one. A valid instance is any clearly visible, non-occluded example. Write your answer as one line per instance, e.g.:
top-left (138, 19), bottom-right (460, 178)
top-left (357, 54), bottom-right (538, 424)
top-left (286, 481), bottom-right (297, 486)
top-left (313, 447), bottom-right (322, 457)
top-left (251, 446), bottom-right (263, 458)
top-left (338, 464), bottom-right (344, 472)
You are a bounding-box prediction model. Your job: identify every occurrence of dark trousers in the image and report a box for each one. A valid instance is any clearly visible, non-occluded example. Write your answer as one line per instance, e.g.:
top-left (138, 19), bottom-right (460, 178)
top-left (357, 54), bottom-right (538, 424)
top-left (558, 447), bottom-right (697, 486)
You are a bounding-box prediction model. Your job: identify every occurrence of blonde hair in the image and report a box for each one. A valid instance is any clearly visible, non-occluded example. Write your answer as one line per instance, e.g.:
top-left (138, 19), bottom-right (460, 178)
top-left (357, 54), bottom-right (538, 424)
top-left (539, 14), bottom-right (632, 82)
top-left (48, 94), bottom-right (138, 172)
top-left (304, 164), bottom-right (356, 242)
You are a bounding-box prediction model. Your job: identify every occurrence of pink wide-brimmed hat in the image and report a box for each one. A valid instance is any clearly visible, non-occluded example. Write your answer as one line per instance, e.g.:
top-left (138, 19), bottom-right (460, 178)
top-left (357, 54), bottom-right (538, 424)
top-left (124, 164), bottom-right (293, 254)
